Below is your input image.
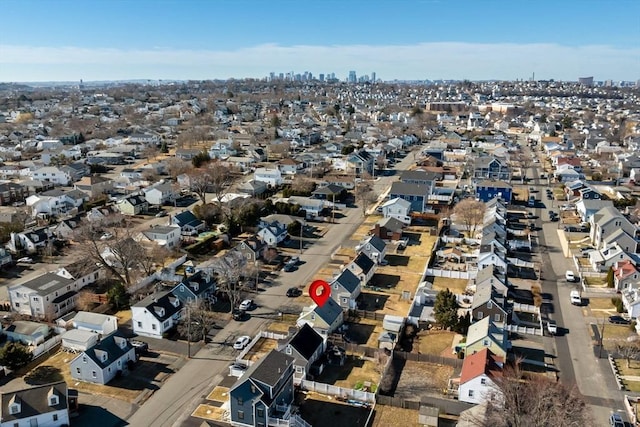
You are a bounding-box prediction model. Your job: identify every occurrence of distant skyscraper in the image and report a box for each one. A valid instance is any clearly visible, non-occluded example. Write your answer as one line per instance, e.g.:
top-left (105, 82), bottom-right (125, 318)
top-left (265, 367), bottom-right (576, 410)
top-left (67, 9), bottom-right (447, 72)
top-left (578, 76), bottom-right (594, 87)
top-left (319, 73), bottom-right (325, 82)
top-left (269, 72), bottom-right (275, 81)
top-left (348, 71), bottom-right (356, 83)
top-left (371, 72), bottom-right (376, 83)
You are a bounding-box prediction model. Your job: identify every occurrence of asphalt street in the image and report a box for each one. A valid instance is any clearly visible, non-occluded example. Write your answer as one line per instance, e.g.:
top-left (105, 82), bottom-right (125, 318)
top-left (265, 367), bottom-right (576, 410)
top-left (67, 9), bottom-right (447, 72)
top-left (126, 150), bottom-right (418, 426)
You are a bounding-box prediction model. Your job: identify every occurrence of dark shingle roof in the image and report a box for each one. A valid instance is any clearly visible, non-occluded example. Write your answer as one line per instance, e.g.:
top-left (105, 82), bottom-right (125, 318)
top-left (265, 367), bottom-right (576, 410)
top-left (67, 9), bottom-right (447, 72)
top-left (314, 297), bottom-right (343, 325)
top-left (286, 324), bottom-right (323, 361)
top-left (353, 252), bottom-right (375, 274)
top-left (248, 350), bottom-right (294, 388)
top-left (132, 290), bottom-right (182, 321)
top-left (0, 381), bottom-right (68, 422)
top-left (83, 333), bottom-right (133, 368)
top-left (333, 269), bottom-right (360, 293)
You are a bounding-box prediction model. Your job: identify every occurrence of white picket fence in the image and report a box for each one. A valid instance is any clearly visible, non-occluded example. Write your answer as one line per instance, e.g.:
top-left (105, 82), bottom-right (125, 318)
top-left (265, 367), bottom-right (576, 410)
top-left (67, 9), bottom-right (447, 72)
top-left (424, 268), bottom-right (474, 280)
top-left (236, 330), bottom-right (289, 363)
top-left (30, 335), bottom-right (62, 359)
top-left (299, 379), bottom-right (376, 403)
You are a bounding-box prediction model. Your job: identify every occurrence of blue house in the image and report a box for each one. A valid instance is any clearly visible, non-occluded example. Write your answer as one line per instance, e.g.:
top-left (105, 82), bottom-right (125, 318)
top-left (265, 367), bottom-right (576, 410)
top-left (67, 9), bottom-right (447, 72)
top-left (389, 181), bottom-right (434, 213)
top-left (475, 180), bottom-right (513, 203)
top-left (229, 350), bottom-right (296, 427)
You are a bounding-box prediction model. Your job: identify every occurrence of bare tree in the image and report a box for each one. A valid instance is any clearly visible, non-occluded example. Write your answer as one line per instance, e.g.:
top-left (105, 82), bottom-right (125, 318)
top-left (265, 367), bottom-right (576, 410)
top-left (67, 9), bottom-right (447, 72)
top-left (475, 363), bottom-right (591, 427)
top-left (354, 180), bottom-right (377, 216)
top-left (616, 341), bottom-right (640, 368)
top-left (187, 161), bottom-right (234, 205)
top-left (453, 199), bottom-right (486, 238)
top-left (74, 216), bottom-right (158, 288)
top-left (165, 158), bottom-right (192, 181)
top-left (177, 300), bottom-right (218, 342)
top-left (210, 251), bottom-right (247, 312)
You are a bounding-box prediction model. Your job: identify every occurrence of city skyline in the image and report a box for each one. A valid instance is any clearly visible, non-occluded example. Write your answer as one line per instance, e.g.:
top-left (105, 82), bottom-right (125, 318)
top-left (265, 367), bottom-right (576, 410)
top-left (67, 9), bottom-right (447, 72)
top-left (1, 0), bottom-right (638, 83)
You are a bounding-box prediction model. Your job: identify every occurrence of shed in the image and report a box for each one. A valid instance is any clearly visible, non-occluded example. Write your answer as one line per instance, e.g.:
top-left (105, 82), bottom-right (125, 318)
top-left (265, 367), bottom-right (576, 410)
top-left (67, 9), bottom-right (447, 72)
top-left (418, 404), bottom-right (440, 427)
top-left (382, 315), bottom-right (405, 333)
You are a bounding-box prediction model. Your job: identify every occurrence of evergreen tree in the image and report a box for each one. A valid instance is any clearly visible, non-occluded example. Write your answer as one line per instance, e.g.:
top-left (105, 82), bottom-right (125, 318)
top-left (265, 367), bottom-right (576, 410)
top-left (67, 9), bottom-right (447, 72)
top-left (434, 288), bottom-right (459, 329)
top-left (0, 342), bottom-right (32, 371)
top-left (160, 140), bottom-right (169, 153)
top-left (107, 282), bottom-right (130, 310)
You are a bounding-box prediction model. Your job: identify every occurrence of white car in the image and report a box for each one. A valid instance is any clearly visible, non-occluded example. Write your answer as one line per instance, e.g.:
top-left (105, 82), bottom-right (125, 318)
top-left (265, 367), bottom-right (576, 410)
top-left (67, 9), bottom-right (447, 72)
top-left (239, 299), bottom-right (254, 311)
top-left (547, 320), bottom-right (558, 335)
top-left (100, 232), bottom-right (113, 240)
top-left (565, 270), bottom-right (576, 282)
top-left (17, 257), bottom-right (34, 264)
top-left (233, 335), bottom-right (251, 350)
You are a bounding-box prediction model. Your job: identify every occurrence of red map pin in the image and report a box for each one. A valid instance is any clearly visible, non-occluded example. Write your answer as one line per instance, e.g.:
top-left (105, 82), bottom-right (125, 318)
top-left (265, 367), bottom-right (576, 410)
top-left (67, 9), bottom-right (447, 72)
top-left (309, 279), bottom-right (331, 307)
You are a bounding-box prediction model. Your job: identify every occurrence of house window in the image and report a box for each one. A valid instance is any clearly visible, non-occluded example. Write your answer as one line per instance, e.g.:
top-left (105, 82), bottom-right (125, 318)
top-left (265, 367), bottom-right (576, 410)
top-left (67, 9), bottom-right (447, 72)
top-left (137, 321), bottom-right (142, 328)
top-left (76, 367), bottom-right (81, 374)
top-left (477, 311), bottom-right (483, 319)
top-left (238, 410), bottom-right (244, 420)
top-left (82, 356), bottom-right (87, 363)
top-left (49, 395), bottom-right (59, 406)
top-left (237, 397), bottom-right (243, 405)
top-left (494, 314), bottom-right (501, 322)
top-left (257, 408), bottom-right (264, 418)
top-left (285, 346), bottom-right (292, 355)
top-left (468, 390), bottom-right (475, 398)
top-left (152, 324), bottom-right (157, 330)
top-left (481, 378), bottom-right (487, 385)
top-left (487, 301), bottom-right (492, 309)
top-left (296, 366), bottom-right (303, 373)
top-left (9, 404), bottom-right (20, 415)
top-left (53, 414), bottom-right (58, 421)
top-left (483, 339), bottom-right (490, 346)
top-left (91, 371), bottom-right (97, 378)
top-left (311, 314), bottom-right (315, 320)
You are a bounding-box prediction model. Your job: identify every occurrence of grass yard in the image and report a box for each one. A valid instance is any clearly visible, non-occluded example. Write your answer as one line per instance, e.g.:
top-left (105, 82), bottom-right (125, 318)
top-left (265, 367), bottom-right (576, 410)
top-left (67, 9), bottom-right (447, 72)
top-left (206, 386), bottom-right (229, 403)
top-left (191, 404), bottom-right (226, 421)
top-left (394, 361), bottom-right (454, 400)
top-left (602, 324), bottom-right (637, 348)
top-left (588, 298), bottom-right (617, 312)
top-left (317, 353), bottom-right (382, 390)
top-left (371, 405), bottom-right (419, 427)
top-left (266, 321), bottom-right (295, 333)
top-left (432, 276), bottom-right (468, 294)
top-left (245, 338), bottom-right (278, 362)
top-left (584, 276), bottom-right (608, 287)
top-left (416, 330), bottom-right (456, 356)
top-left (614, 359), bottom-right (640, 393)
top-left (41, 351), bottom-right (141, 402)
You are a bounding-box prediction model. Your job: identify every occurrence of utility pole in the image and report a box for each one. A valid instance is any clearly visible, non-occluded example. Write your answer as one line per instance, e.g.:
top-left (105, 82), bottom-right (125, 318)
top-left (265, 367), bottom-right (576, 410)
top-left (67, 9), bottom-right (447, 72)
top-left (299, 220), bottom-right (305, 254)
top-left (187, 304), bottom-right (191, 359)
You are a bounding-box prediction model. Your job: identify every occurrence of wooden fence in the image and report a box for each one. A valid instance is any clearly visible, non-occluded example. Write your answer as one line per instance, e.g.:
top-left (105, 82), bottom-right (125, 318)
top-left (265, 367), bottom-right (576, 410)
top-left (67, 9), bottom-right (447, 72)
top-left (344, 309), bottom-right (386, 322)
top-left (393, 350), bottom-right (464, 368)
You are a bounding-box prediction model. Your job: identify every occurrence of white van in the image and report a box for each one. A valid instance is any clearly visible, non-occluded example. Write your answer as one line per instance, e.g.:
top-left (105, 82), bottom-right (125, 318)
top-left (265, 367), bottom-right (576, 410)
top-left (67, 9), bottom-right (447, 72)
top-left (570, 290), bottom-right (581, 305)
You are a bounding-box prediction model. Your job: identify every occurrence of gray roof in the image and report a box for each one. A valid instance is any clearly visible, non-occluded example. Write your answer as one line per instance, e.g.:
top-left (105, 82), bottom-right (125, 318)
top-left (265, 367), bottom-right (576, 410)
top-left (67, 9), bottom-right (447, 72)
top-left (245, 349), bottom-right (294, 388)
top-left (400, 170), bottom-right (439, 183)
top-left (13, 273), bottom-right (74, 296)
top-left (377, 216), bottom-right (405, 233)
top-left (0, 381), bottom-right (68, 422)
top-left (360, 235), bottom-right (386, 253)
top-left (82, 332), bottom-right (133, 368)
top-left (390, 182), bottom-right (431, 197)
top-left (333, 269), bottom-right (360, 293)
top-left (314, 297), bottom-right (343, 325)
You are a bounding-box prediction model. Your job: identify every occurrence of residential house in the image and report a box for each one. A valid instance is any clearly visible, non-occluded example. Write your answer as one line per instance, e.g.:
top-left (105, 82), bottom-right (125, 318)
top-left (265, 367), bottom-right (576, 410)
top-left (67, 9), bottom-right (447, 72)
top-left (55, 258), bottom-right (104, 289)
top-left (278, 324), bottom-right (324, 385)
top-left (237, 180), bottom-right (267, 197)
top-left (457, 348), bottom-right (503, 405)
top-left (590, 206), bottom-right (638, 249)
top-left (141, 225), bottom-right (182, 248)
top-left (346, 150), bottom-right (373, 176)
top-left (3, 321), bottom-right (49, 345)
top-left (131, 291), bottom-right (183, 338)
top-left (31, 166), bottom-right (72, 186)
top-left (70, 333), bottom-right (136, 385)
top-left (171, 210), bottom-right (205, 236)
top-left (0, 381), bottom-right (70, 427)
top-left (346, 252), bottom-right (376, 286)
top-left (356, 235), bottom-right (387, 264)
top-left (297, 298), bottom-right (344, 337)
top-left (7, 227), bottom-right (53, 254)
top-left (380, 197), bottom-right (412, 225)
top-left (130, 133), bottom-right (160, 146)
top-left (74, 175), bottom-right (114, 198)
top-left (287, 196), bottom-right (325, 219)
top-left (311, 183), bottom-right (344, 202)
top-left (330, 269), bottom-right (361, 309)
top-left (370, 217), bottom-right (405, 241)
top-left (602, 228), bottom-right (639, 254)
top-left (117, 195), bottom-right (148, 216)
top-left (613, 260), bottom-right (640, 292)
top-left (475, 180), bottom-right (513, 203)
top-left (235, 236), bottom-right (267, 262)
top-left (257, 221), bottom-right (288, 246)
top-left (586, 243), bottom-right (634, 273)
top-left (63, 163), bottom-right (90, 182)
top-left (472, 156), bottom-right (511, 181)
top-left (51, 215), bottom-right (82, 239)
top-left (228, 350), bottom-right (296, 427)
top-left (208, 139), bottom-right (237, 159)
top-left (278, 158), bottom-right (303, 175)
top-left (143, 182), bottom-right (177, 206)
top-left (254, 167), bottom-right (283, 187)
top-left (399, 170), bottom-right (439, 185)
top-left (575, 199), bottom-right (614, 223)
top-left (0, 182), bottom-right (28, 206)
top-left (465, 316), bottom-right (509, 359)
top-left (471, 281), bottom-right (508, 325)
top-left (8, 272), bottom-right (86, 320)
top-left (175, 148), bottom-right (202, 161)
top-left (170, 271), bottom-right (217, 305)
top-left (388, 182), bottom-right (434, 213)
top-left (258, 214), bottom-right (301, 229)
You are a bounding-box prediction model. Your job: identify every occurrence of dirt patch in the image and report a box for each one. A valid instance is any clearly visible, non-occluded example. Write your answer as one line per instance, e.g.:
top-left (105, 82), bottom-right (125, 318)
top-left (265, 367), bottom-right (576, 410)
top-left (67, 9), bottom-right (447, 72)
top-left (394, 361), bottom-right (454, 400)
top-left (245, 338), bottom-right (278, 362)
top-left (371, 405), bottom-right (419, 427)
top-left (297, 393), bottom-right (370, 427)
top-left (207, 386), bottom-right (230, 403)
top-left (344, 318), bottom-right (384, 347)
top-left (432, 277), bottom-right (468, 294)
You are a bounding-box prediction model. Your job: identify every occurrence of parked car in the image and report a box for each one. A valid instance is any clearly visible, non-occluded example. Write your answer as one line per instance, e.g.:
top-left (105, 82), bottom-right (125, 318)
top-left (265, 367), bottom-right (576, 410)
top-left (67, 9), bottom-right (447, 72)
top-left (565, 270), bottom-right (576, 282)
top-left (17, 257), bottom-right (34, 264)
top-left (283, 263), bottom-right (296, 272)
top-left (130, 340), bottom-right (149, 355)
top-left (286, 287), bottom-right (302, 297)
top-left (100, 232), bottom-right (113, 240)
top-left (609, 412), bottom-right (624, 427)
top-left (233, 335), bottom-right (251, 350)
top-left (155, 210), bottom-right (167, 217)
top-left (547, 320), bottom-right (558, 335)
top-left (232, 309), bottom-right (249, 321)
top-left (379, 259), bottom-right (389, 266)
top-left (239, 299), bottom-right (254, 311)
top-left (608, 315), bottom-right (630, 325)
top-left (570, 290), bottom-right (582, 305)
top-left (288, 256), bottom-right (299, 265)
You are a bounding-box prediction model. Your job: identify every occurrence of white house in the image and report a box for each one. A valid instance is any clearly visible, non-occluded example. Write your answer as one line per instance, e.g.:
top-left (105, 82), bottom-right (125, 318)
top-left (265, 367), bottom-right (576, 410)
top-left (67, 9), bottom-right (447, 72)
top-left (0, 381), bottom-right (70, 427)
top-left (287, 196), bottom-right (325, 219)
top-left (70, 333), bottom-right (136, 385)
top-left (381, 197), bottom-right (412, 225)
top-left (140, 225), bottom-right (182, 248)
top-left (254, 167), bottom-right (283, 187)
top-left (72, 311), bottom-right (118, 336)
top-left (8, 272), bottom-right (85, 320)
top-left (457, 348), bottom-right (503, 405)
top-left (257, 221), bottom-right (288, 246)
top-left (143, 182), bottom-right (177, 206)
top-left (30, 166), bottom-right (72, 186)
top-left (131, 291), bottom-right (183, 338)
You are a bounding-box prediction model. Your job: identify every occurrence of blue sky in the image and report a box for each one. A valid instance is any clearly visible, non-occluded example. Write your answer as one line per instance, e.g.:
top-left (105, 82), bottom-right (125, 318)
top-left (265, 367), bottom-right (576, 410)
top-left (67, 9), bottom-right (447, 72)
top-left (1, 0), bottom-right (638, 82)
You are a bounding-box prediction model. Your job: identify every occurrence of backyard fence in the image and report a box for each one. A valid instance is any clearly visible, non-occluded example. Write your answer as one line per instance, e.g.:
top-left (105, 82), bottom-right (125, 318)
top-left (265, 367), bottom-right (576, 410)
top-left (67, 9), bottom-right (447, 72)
top-left (30, 335), bottom-right (62, 359)
top-left (344, 309), bottom-right (386, 322)
top-left (393, 350), bottom-right (464, 368)
top-left (423, 268), bottom-right (474, 280)
top-left (299, 380), bottom-right (376, 404)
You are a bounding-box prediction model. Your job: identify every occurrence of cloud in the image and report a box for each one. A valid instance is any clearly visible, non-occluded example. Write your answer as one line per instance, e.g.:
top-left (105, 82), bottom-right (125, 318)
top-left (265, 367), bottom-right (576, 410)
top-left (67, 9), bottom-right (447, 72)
top-left (0, 42), bottom-right (637, 82)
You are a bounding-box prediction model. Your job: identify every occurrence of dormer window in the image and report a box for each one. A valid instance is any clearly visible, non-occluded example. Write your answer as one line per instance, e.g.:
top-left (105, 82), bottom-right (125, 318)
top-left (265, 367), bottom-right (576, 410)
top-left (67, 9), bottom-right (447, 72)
top-left (49, 394), bottom-right (59, 406)
top-left (285, 346), bottom-right (292, 355)
top-left (9, 403), bottom-right (20, 415)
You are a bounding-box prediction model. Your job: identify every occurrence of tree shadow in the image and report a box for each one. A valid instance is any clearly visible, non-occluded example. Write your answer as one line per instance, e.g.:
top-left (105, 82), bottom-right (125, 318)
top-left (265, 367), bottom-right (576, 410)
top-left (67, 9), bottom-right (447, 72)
top-left (24, 365), bottom-right (63, 385)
